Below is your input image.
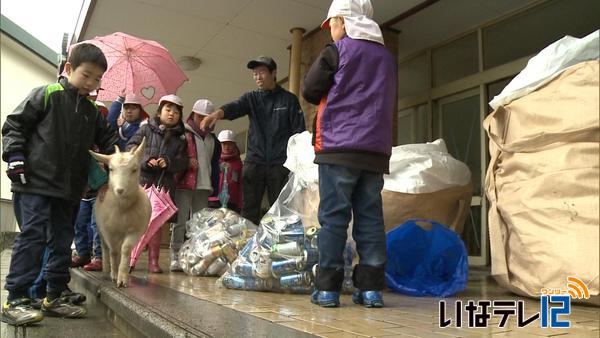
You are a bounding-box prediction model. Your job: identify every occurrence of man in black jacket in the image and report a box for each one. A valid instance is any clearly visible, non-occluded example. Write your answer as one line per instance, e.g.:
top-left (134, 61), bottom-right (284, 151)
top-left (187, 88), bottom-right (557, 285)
top-left (200, 56), bottom-right (305, 225)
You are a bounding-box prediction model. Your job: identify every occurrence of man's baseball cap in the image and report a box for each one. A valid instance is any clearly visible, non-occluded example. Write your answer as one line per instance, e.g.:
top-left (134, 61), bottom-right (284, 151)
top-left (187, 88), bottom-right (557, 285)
top-left (247, 55), bottom-right (277, 71)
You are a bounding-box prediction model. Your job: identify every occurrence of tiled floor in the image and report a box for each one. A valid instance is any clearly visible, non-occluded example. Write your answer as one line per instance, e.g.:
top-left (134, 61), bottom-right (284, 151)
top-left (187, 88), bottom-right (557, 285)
top-left (1, 248), bottom-right (598, 337)
top-left (126, 249), bottom-right (600, 337)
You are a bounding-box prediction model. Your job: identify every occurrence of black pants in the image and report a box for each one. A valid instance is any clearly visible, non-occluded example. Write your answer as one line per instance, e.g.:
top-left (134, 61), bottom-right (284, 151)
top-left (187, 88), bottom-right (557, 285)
top-left (5, 193), bottom-right (78, 300)
top-left (241, 163), bottom-right (289, 225)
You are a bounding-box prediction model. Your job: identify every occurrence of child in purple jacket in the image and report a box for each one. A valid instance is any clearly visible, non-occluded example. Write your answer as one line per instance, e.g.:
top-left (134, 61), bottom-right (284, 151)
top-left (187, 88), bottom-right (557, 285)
top-left (301, 0), bottom-right (397, 308)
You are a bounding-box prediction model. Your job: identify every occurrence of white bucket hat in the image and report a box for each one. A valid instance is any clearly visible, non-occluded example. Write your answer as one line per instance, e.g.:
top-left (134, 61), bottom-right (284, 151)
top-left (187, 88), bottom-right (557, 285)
top-left (321, 0), bottom-right (384, 45)
top-left (159, 94), bottom-right (184, 109)
top-left (218, 130), bottom-right (236, 143)
top-left (192, 99), bottom-right (215, 116)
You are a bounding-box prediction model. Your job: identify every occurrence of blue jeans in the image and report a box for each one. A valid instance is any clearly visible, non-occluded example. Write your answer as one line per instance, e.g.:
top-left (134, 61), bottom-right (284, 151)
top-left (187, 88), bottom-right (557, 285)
top-left (317, 164), bottom-right (387, 270)
top-left (5, 193), bottom-right (78, 299)
top-left (74, 198), bottom-right (102, 259)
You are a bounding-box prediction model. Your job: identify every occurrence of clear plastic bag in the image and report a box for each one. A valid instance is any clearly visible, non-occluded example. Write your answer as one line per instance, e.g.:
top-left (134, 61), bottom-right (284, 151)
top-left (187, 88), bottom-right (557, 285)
top-left (178, 208), bottom-right (256, 276)
top-left (218, 173), bottom-right (356, 294)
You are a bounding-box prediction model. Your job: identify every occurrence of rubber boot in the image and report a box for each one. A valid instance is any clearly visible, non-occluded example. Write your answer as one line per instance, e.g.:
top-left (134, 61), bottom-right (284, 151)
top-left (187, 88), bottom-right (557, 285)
top-left (148, 231), bottom-right (163, 273)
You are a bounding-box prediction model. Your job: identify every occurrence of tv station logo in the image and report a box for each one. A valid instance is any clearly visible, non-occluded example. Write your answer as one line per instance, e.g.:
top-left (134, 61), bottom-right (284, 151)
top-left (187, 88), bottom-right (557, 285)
top-left (439, 276), bottom-right (591, 329)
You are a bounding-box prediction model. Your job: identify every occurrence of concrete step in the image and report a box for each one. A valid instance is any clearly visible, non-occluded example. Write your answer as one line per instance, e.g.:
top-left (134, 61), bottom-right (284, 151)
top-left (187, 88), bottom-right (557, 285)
top-left (70, 268), bottom-right (317, 338)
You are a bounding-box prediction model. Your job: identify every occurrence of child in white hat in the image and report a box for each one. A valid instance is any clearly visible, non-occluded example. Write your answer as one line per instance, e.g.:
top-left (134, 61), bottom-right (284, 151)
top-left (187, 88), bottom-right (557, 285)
top-left (214, 130), bottom-right (243, 213)
top-left (171, 99), bottom-right (221, 271)
top-left (107, 92), bottom-right (149, 151)
top-left (302, 0), bottom-right (397, 308)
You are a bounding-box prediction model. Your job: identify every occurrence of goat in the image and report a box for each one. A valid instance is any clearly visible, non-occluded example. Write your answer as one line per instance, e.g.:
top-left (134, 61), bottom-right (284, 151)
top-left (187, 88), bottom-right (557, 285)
top-left (89, 137), bottom-right (151, 287)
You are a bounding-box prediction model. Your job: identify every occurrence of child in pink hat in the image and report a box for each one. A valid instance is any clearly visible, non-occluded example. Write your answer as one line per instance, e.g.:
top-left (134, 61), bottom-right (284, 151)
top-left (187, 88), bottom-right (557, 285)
top-left (126, 94), bottom-right (189, 273)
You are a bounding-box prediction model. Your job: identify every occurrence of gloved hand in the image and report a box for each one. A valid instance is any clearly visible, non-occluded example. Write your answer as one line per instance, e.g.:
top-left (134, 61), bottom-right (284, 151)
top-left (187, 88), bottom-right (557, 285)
top-left (6, 154), bottom-right (27, 184)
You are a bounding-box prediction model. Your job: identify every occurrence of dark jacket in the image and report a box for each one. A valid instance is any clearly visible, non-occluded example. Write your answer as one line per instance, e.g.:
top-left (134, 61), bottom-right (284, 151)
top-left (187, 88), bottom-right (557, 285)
top-left (221, 85), bottom-right (305, 166)
top-left (2, 77), bottom-right (118, 202)
top-left (302, 37), bottom-right (397, 174)
top-left (175, 115), bottom-right (221, 196)
top-left (126, 117), bottom-right (188, 194)
top-left (107, 96), bottom-right (149, 151)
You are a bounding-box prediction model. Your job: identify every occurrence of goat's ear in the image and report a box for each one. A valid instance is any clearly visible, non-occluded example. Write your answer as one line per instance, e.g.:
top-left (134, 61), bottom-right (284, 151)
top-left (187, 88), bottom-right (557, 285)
top-left (89, 150), bottom-right (110, 164)
top-left (132, 137), bottom-right (146, 159)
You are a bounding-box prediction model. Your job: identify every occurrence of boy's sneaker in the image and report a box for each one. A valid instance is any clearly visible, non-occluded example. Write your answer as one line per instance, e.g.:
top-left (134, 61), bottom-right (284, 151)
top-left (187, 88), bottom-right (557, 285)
top-left (1, 298), bottom-right (44, 326)
top-left (83, 259), bottom-right (102, 271)
top-left (61, 288), bottom-right (87, 305)
top-left (352, 290), bottom-right (384, 308)
top-left (71, 255), bottom-right (91, 268)
top-left (310, 290), bottom-right (340, 308)
top-left (41, 297), bottom-right (87, 318)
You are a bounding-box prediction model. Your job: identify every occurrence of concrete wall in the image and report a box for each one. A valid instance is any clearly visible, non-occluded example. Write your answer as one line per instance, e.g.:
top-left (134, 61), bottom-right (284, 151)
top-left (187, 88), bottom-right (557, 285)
top-left (1, 33), bottom-right (56, 231)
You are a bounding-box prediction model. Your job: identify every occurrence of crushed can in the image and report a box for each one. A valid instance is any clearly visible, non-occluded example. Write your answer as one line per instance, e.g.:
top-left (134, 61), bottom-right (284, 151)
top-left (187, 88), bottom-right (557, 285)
top-left (202, 245), bottom-right (222, 260)
top-left (233, 261), bottom-right (255, 277)
top-left (280, 272), bottom-right (311, 289)
top-left (207, 257), bottom-right (228, 275)
top-left (271, 257), bottom-right (304, 278)
top-left (221, 243), bottom-right (238, 263)
top-left (253, 251), bottom-right (272, 279)
top-left (271, 242), bottom-right (302, 257)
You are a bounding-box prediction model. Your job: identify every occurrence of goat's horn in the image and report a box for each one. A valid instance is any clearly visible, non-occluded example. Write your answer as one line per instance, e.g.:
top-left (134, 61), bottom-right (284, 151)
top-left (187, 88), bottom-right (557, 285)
top-left (114, 145), bottom-right (121, 153)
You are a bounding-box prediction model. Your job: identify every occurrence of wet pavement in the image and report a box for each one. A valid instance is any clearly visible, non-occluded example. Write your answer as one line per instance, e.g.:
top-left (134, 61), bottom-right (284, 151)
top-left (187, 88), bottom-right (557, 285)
top-left (1, 248), bottom-right (599, 337)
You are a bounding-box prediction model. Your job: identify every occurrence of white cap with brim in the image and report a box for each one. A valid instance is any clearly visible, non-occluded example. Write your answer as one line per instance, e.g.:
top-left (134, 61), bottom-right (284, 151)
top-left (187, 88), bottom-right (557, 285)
top-left (192, 99), bottom-right (215, 116)
top-left (218, 130), bottom-right (236, 143)
top-left (321, 0), bottom-right (384, 45)
top-left (159, 94), bottom-right (184, 109)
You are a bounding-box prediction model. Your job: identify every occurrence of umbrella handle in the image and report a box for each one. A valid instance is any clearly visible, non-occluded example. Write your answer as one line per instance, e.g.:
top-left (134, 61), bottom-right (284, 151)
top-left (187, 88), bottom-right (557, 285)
top-left (156, 169), bottom-right (166, 191)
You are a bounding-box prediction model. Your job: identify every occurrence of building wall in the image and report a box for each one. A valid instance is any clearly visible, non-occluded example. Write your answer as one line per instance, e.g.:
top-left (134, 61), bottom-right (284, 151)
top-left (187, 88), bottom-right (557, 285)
top-left (1, 33), bottom-right (56, 231)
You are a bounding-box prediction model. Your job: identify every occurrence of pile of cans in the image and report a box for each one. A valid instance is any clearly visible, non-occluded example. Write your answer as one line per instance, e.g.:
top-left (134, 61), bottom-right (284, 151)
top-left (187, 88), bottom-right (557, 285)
top-left (178, 208), bottom-right (256, 277)
top-left (221, 213), bottom-right (319, 292)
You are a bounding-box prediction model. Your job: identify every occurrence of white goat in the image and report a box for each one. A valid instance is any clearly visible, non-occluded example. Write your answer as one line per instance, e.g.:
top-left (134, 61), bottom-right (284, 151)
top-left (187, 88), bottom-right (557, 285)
top-left (89, 138), bottom-right (151, 287)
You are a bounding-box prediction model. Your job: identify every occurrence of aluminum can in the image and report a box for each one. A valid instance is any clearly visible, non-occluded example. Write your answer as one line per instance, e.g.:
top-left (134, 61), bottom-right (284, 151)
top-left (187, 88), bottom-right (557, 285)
top-left (238, 237), bottom-right (254, 257)
top-left (202, 245), bottom-right (222, 260)
top-left (191, 259), bottom-right (211, 275)
top-left (271, 257), bottom-right (304, 278)
top-left (303, 248), bottom-right (319, 268)
top-left (271, 242), bottom-right (302, 257)
top-left (221, 243), bottom-right (238, 263)
top-left (253, 251), bottom-right (272, 279)
top-left (233, 261), bottom-right (255, 277)
top-left (279, 272), bottom-right (311, 288)
top-left (222, 275), bottom-right (273, 290)
top-left (227, 223), bottom-right (245, 236)
top-left (206, 257), bottom-right (228, 275)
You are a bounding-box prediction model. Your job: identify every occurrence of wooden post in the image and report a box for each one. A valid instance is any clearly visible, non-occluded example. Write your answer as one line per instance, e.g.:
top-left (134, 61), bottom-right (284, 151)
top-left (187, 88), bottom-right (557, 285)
top-left (289, 27), bottom-right (305, 96)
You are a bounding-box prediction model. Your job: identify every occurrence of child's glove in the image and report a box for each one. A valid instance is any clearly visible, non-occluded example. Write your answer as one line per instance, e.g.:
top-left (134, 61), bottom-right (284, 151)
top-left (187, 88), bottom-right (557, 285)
top-left (6, 154), bottom-right (27, 184)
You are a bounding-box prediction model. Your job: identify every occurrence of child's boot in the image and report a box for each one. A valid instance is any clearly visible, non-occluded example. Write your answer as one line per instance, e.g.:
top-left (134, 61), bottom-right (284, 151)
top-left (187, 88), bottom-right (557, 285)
top-left (169, 249), bottom-right (182, 272)
top-left (148, 232), bottom-right (163, 273)
top-left (352, 264), bottom-right (385, 308)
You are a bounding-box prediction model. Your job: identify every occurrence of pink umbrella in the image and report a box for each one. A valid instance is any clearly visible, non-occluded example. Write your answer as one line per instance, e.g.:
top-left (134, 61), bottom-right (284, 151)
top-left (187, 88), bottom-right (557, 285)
top-left (129, 185), bottom-right (178, 269)
top-left (74, 32), bottom-right (188, 106)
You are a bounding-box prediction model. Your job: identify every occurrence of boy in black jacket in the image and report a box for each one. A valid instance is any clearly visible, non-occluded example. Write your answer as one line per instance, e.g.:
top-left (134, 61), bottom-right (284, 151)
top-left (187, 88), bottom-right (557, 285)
top-left (1, 43), bottom-right (118, 326)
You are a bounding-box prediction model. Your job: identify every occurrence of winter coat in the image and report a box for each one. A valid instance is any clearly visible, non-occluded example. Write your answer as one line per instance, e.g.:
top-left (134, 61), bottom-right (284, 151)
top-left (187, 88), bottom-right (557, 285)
top-left (302, 37), bottom-right (397, 174)
top-left (221, 85), bottom-right (305, 166)
top-left (107, 97), bottom-right (148, 151)
top-left (175, 116), bottom-right (221, 195)
top-left (2, 77), bottom-right (118, 202)
top-left (218, 149), bottom-right (243, 210)
top-left (126, 117), bottom-right (188, 195)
